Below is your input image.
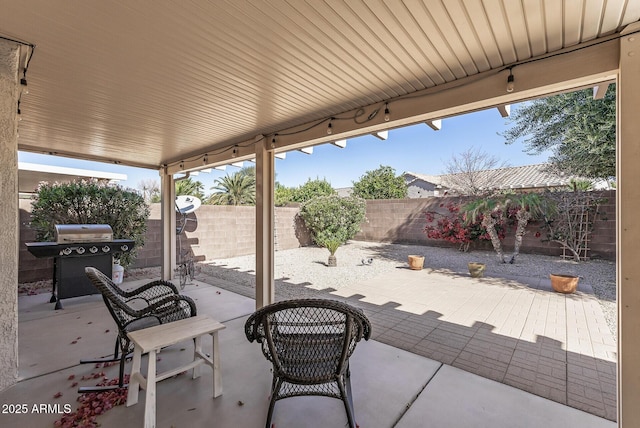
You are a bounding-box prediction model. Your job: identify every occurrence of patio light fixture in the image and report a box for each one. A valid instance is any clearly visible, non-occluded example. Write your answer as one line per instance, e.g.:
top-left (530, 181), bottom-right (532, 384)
top-left (506, 67), bottom-right (515, 93)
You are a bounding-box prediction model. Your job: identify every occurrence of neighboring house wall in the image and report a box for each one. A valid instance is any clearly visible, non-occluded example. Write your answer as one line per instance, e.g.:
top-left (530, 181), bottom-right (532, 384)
top-left (406, 180), bottom-right (439, 198)
top-left (335, 187), bottom-right (353, 197)
top-left (19, 191), bottom-right (616, 282)
top-left (405, 164), bottom-right (596, 197)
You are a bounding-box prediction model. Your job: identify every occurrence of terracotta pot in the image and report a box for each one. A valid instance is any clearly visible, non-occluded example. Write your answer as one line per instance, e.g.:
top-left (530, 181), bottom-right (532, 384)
top-left (408, 255), bottom-right (425, 270)
top-left (468, 262), bottom-right (486, 278)
top-left (550, 274), bottom-right (579, 293)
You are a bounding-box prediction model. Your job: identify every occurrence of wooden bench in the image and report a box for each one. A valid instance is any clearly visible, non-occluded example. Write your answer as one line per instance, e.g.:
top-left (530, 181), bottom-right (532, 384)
top-left (126, 315), bottom-right (225, 428)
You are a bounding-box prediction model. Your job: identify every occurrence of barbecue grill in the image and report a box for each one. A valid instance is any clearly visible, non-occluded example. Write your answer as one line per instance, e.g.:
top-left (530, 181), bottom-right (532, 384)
top-left (26, 224), bottom-right (135, 309)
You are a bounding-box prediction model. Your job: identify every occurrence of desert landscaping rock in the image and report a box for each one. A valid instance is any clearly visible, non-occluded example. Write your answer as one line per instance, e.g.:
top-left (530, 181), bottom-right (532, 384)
top-left (197, 240), bottom-right (617, 339)
top-left (19, 240), bottom-right (617, 338)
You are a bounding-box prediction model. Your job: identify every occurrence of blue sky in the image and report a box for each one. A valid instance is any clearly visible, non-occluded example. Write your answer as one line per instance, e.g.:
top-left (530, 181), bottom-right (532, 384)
top-left (19, 105), bottom-right (551, 194)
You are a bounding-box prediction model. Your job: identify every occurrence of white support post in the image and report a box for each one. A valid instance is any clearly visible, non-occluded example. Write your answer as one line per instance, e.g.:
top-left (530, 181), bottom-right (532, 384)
top-left (617, 23), bottom-right (640, 427)
top-left (0, 39), bottom-right (20, 392)
top-left (255, 136), bottom-right (275, 309)
top-left (160, 169), bottom-right (176, 281)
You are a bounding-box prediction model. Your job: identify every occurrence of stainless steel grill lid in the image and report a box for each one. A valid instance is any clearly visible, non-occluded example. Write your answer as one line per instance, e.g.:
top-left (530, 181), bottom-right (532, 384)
top-left (55, 224), bottom-right (113, 243)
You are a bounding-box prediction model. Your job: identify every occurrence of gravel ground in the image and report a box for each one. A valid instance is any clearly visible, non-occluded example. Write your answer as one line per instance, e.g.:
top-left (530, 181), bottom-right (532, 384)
top-left (198, 240), bottom-right (617, 338)
top-left (18, 240), bottom-right (617, 337)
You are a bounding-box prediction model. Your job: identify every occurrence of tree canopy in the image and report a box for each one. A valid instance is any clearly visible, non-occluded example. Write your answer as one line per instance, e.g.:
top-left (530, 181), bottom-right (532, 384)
top-left (149, 177), bottom-right (205, 203)
top-left (502, 85), bottom-right (616, 180)
top-left (442, 147), bottom-right (508, 196)
top-left (290, 178), bottom-right (336, 203)
top-left (209, 170), bottom-right (255, 205)
top-left (30, 179), bottom-right (149, 268)
top-left (176, 177), bottom-right (205, 200)
top-left (274, 182), bottom-right (295, 206)
top-left (352, 165), bottom-right (407, 199)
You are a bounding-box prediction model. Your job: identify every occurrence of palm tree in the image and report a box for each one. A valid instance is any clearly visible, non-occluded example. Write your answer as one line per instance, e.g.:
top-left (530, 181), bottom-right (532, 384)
top-left (175, 177), bottom-right (205, 200)
top-left (209, 171), bottom-right (255, 205)
top-left (506, 193), bottom-right (544, 264)
top-left (463, 196), bottom-right (506, 263)
top-left (464, 193), bottom-right (544, 264)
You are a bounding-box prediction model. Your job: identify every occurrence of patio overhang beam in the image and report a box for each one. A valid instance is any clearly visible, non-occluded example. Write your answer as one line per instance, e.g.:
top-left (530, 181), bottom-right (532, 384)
top-left (497, 105), bottom-right (511, 118)
top-left (265, 38), bottom-right (619, 155)
top-left (593, 82), bottom-right (611, 99)
top-left (424, 119), bottom-right (442, 131)
top-left (166, 139), bottom-right (259, 175)
top-left (165, 37), bottom-right (618, 177)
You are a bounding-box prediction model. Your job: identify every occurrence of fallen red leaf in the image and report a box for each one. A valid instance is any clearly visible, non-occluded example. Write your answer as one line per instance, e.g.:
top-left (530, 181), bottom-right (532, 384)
top-left (56, 374), bottom-right (131, 428)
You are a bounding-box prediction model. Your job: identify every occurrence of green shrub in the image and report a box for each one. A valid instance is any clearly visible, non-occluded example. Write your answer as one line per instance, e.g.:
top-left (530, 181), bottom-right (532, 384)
top-left (30, 179), bottom-right (150, 268)
top-left (291, 178), bottom-right (336, 203)
top-left (299, 195), bottom-right (366, 257)
top-left (274, 182), bottom-right (295, 206)
top-left (352, 165), bottom-right (407, 199)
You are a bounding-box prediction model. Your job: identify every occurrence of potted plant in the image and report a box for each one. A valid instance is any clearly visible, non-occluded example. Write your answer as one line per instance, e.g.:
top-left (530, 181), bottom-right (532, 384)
top-left (550, 273), bottom-right (579, 293)
top-left (408, 255), bottom-right (425, 270)
top-left (468, 262), bottom-right (486, 278)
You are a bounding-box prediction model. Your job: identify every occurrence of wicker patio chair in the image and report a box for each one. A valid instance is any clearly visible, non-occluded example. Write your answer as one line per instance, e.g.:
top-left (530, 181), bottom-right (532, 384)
top-left (80, 266), bottom-right (197, 392)
top-left (245, 298), bottom-right (371, 428)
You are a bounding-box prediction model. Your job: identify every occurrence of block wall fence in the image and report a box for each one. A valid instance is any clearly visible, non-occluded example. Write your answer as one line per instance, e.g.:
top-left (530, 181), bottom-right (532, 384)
top-left (354, 190), bottom-right (616, 260)
top-left (18, 190), bottom-right (615, 283)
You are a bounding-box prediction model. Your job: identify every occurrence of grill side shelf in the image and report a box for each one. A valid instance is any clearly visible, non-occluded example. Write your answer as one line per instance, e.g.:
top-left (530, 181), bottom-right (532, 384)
top-left (26, 240), bottom-right (135, 258)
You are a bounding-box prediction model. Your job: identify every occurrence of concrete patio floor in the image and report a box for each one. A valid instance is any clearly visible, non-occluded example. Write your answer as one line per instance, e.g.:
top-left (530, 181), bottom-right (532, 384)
top-left (327, 268), bottom-right (618, 421)
top-left (1, 271), bottom-right (616, 428)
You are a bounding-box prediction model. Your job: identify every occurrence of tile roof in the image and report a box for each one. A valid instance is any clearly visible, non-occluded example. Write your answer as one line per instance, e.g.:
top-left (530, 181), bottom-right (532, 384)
top-left (405, 164), bottom-right (574, 191)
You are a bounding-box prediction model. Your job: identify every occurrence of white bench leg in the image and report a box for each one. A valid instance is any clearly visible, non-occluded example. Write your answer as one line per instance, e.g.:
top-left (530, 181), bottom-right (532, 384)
top-left (127, 346), bottom-right (142, 406)
top-left (212, 332), bottom-right (222, 398)
top-left (193, 335), bottom-right (202, 379)
top-left (144, 350), bottom-right (157, 428)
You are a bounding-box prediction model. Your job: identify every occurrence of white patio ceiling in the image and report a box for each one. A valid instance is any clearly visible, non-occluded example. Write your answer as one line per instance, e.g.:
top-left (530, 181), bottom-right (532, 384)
top-left (2, 0), bottom-right (638, 171)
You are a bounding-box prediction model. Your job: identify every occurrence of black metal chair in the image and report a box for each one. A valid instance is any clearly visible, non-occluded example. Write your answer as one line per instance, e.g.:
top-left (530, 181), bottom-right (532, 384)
top-left (245, 299), bottom-right (371, 428)
top-left (80, 266), bottom-right (197, 392)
